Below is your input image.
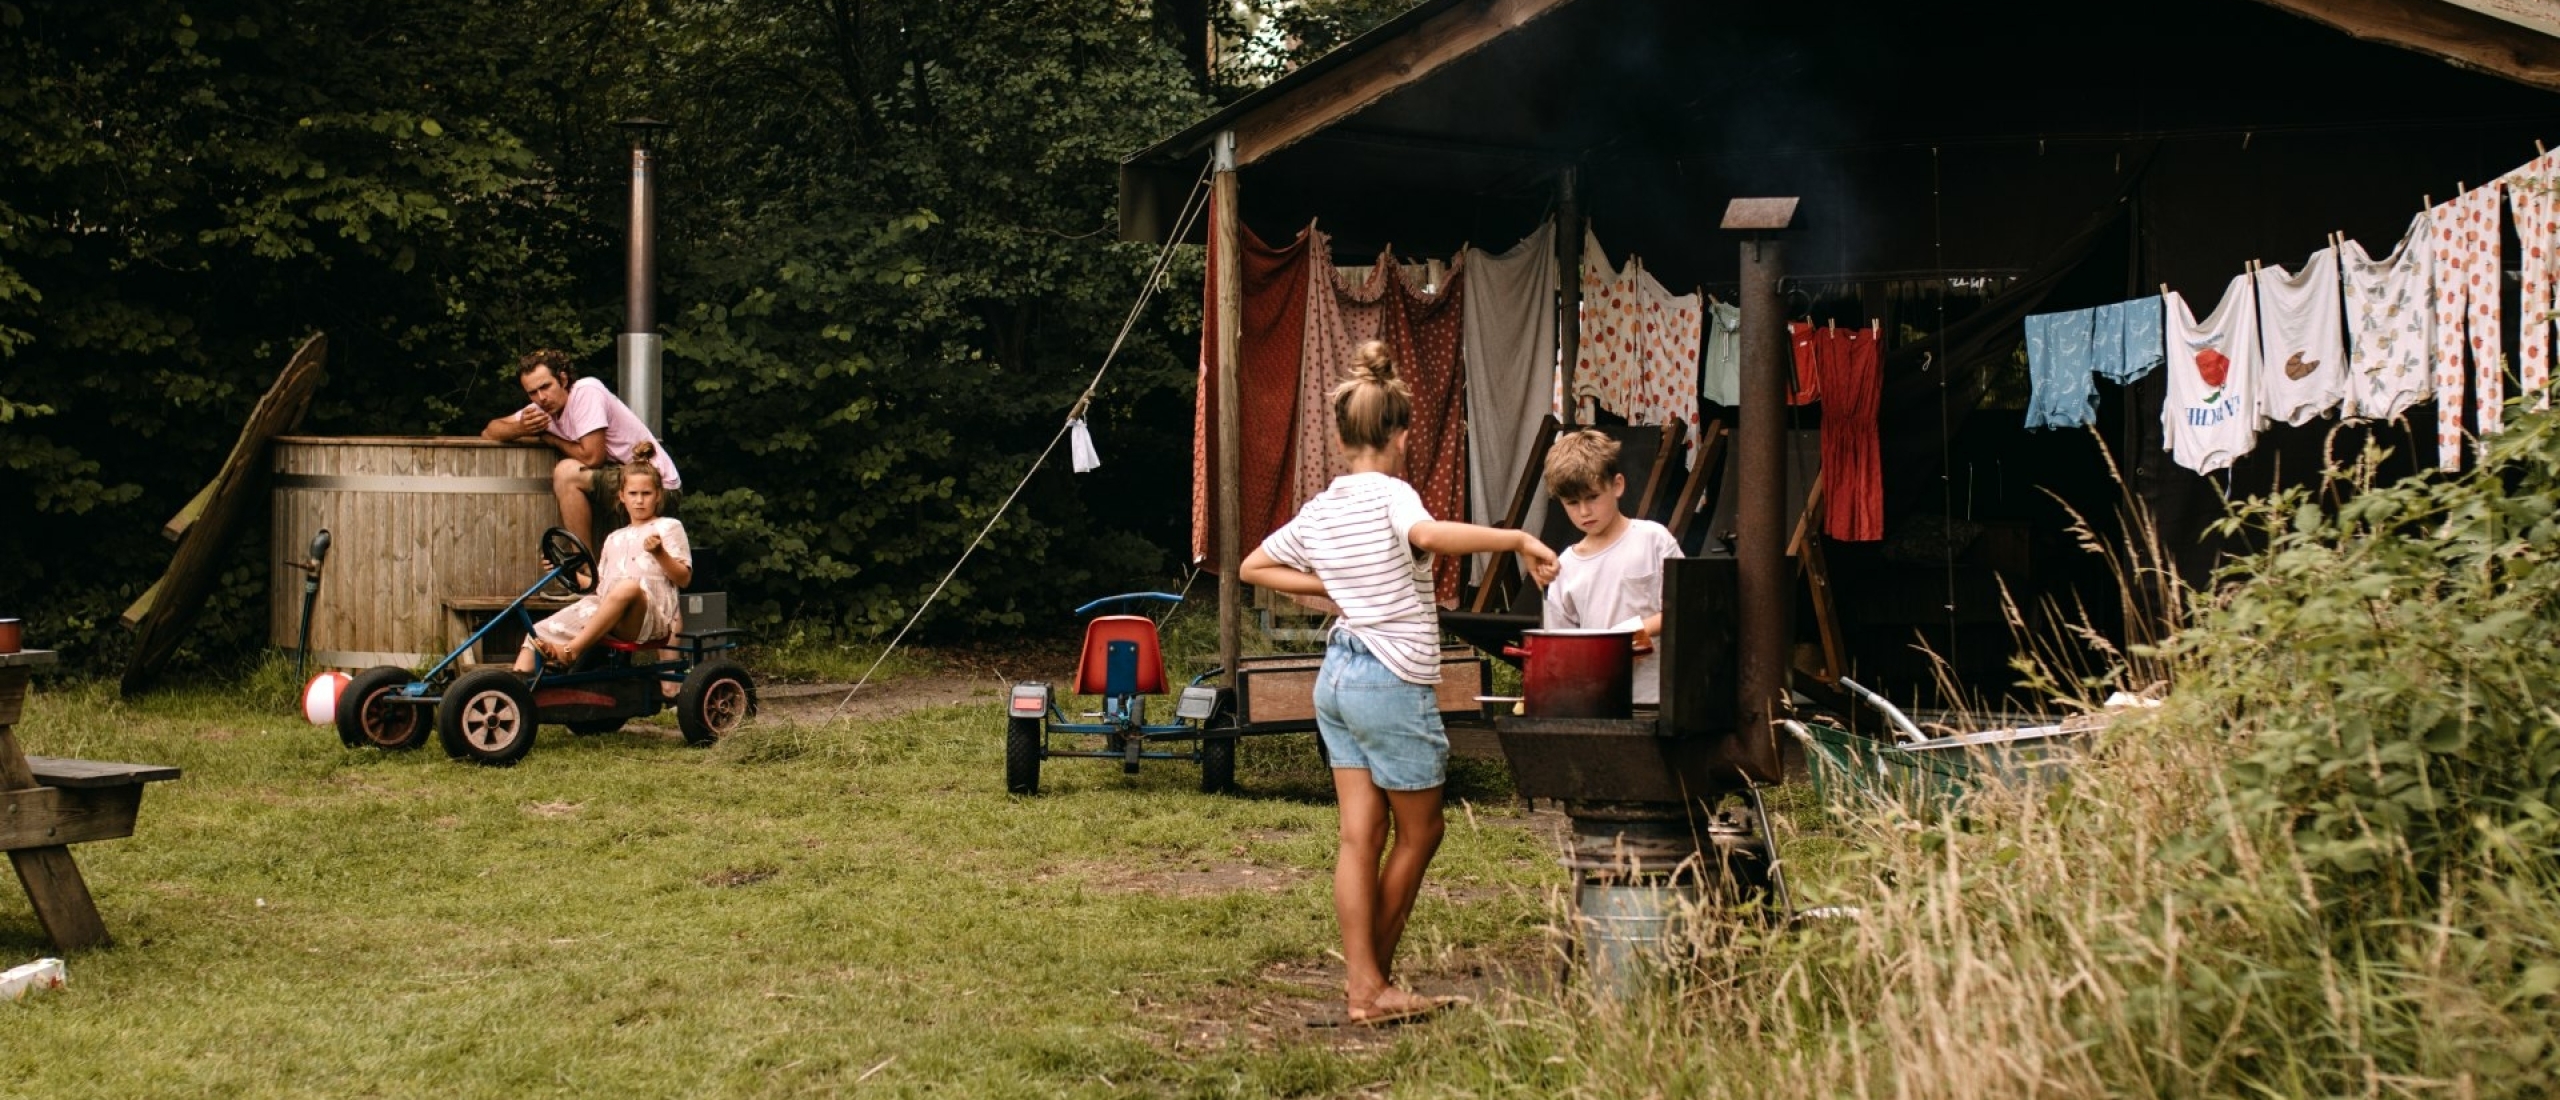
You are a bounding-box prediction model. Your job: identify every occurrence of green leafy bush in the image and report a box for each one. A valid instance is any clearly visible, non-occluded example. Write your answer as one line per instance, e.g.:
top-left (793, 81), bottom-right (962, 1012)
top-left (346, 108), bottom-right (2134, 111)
top-left (2172, 410), bottom-right (2560, 917)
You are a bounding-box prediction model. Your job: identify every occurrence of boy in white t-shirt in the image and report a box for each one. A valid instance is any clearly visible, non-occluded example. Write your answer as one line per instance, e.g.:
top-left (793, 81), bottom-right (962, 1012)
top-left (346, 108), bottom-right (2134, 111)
top-left (1540, 429), bottom-right (1685, 705)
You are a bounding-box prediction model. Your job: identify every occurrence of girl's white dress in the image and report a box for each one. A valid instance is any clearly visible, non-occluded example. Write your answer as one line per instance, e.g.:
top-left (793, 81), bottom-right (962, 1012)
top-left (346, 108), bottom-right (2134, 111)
top-left (532, 517), bottom-right (689, 650)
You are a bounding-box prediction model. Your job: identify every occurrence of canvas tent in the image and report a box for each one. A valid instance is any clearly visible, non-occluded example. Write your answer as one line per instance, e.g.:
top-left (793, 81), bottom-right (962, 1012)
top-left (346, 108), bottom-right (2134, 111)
top-left (1126, 0), bottom-right (2560, 704)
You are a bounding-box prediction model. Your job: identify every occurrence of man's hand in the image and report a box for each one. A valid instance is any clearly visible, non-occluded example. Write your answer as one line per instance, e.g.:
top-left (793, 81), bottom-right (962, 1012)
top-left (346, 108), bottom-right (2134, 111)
top-left (484, 404), bottom-right (552, 444)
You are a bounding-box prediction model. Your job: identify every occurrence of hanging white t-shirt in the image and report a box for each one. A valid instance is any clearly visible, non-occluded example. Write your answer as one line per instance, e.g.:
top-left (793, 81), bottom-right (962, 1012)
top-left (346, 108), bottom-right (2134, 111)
top-left (2254, 248), bottom-right (2346, 427)
top-left (2340, 212), bottom-right (2435, 422)
top-left (2162, 277), bottom-right (2261, 475)
top-left (1541, 519), bottom-right (1684, 705)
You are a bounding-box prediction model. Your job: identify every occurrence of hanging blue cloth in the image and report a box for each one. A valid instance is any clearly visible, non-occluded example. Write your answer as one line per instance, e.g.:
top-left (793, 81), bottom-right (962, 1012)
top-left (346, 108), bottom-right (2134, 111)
top-left (2025, 308), bottom-right (2099, 429)
top-left (2093, 296), bottom-right (2165, 384)
top-left (2025, 296), bottom-right (2166, 429)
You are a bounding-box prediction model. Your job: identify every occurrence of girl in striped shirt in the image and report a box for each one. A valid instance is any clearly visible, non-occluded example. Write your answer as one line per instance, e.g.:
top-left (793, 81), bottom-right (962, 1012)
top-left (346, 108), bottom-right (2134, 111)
top-left (1243, 340), bottom-right (1560, 1026)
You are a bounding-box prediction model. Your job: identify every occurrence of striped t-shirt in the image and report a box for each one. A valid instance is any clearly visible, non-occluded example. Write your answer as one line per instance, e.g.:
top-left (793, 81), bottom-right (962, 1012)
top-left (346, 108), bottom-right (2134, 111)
top-left (1258, 472), bottom-right (1442, 685)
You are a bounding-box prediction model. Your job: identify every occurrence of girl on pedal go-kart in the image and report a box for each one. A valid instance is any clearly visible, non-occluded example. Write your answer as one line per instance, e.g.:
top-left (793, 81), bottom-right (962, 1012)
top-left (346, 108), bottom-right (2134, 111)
top-left (514, 443), bottom-right (692, 675)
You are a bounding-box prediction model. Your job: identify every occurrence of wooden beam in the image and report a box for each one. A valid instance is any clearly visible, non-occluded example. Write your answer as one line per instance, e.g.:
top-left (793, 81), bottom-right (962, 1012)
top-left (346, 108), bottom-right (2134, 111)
top-left (2249, 0), bottom-right (2560, 92)
top-left (1212, 137), bottom-right (1244, 685)
top-left (161, 482), bottom-right (215, 542)
top-left (1232, 0), bottom-right (1584, 166)
top-left (0, 786), bottom-right (144, 850)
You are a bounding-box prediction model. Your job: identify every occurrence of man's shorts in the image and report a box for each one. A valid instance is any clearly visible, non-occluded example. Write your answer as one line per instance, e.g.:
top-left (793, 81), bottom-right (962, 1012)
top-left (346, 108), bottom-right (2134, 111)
top-left (588, 462), bottom-right (682, 529)
top-left (1311, 632), bottom-right (1448, 791)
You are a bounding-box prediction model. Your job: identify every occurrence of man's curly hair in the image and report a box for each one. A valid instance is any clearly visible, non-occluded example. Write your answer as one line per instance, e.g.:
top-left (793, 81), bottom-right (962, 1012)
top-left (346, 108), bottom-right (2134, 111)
top-left (517, 348), bottom-right (575, 381)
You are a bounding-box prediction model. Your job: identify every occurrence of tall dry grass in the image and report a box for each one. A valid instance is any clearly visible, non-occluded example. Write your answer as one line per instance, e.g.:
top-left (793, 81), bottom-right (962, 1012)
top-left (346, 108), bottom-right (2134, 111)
top-left (1446, 419), bottom-right (2560, 1099)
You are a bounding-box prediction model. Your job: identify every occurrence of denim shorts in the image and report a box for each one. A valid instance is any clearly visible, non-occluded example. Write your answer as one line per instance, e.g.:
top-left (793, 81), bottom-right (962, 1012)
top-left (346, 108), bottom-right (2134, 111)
top-left (1313, 633), bottom-right (1448, 792)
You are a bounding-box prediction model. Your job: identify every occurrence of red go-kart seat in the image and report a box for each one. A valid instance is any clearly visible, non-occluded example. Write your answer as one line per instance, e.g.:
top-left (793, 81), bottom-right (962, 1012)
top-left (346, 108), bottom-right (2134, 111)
top-left (602, 637), bottom-right (674, 652)
top-left (1073, 616), bottom-right (1166, 696)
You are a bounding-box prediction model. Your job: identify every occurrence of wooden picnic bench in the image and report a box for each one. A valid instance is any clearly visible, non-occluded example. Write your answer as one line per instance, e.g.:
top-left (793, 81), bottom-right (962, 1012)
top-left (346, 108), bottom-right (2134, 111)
top-left (1, 649), bottom-right (182, 950)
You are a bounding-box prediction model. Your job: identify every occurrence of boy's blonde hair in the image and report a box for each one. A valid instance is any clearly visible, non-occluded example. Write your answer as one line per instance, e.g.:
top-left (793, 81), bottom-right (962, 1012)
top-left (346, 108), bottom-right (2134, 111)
top-left (1331, 340), bottom-right (1412, 452)
top-left (1543, 429), bottom-right (1622, 501)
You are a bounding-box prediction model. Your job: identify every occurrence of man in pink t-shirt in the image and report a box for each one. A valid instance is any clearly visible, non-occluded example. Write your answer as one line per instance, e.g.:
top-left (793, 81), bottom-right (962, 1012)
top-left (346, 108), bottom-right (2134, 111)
top-left (482, 349), bottom-right (684, 544)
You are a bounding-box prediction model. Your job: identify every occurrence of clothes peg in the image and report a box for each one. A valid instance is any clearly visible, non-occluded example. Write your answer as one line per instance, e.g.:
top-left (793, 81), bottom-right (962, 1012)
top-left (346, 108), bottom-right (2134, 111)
top-left (2424, 194), bottom-right (2433, 208)
top-left (2538, 140), bottom-right (2547, 156)
top-left (2159, 283), bottom-right (2171, 297)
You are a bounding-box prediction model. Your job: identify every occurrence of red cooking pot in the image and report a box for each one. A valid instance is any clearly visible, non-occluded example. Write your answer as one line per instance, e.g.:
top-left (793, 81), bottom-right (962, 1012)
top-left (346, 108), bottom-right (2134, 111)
top-left (1503, 628), bottom-right (1652, 719)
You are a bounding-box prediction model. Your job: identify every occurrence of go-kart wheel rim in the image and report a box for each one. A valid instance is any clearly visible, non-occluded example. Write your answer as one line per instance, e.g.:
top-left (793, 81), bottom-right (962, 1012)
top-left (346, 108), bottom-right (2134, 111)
top-left (358, 693), bottom-right (417, 748)
top-left (456, 690), bottom-right (528, 753)
top-left (699, 678), bottom-right (749, 737)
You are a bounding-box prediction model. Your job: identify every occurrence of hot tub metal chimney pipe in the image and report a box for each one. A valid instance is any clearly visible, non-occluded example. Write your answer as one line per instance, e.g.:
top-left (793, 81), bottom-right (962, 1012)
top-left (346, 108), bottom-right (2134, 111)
top-left (615, 118), bottom-right (671, 435)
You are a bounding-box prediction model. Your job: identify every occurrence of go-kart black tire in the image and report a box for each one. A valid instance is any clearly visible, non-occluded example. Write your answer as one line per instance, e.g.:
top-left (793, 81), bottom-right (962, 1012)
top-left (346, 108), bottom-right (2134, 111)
top-left (339, 666), bottom-right (430, 751)
top-left (566, 718), bottom-right (625, 736)
top-left (1199, 736), bottom-right (1236, 794)
top-left (1199, 692), bottom-right (1238, 794)
top-left (1006, 716), bottom-right (1042, 795)
top-left (438, 668), bottom-right (540, 766)
top-left (677, 659), bottom-right (755, 745)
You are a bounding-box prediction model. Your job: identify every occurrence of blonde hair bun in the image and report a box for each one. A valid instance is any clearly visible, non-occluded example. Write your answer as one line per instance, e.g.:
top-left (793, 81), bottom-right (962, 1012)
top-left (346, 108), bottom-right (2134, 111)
top-left (1350, 339), bottom-right (1396, 383)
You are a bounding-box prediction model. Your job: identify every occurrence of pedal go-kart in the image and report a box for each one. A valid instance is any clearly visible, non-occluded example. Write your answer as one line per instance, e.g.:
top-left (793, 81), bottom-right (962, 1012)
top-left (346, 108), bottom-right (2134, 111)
top-left (335, 527), bottom-right (755, 766)
top-left (1006, 592), bottom-right (1237, 795)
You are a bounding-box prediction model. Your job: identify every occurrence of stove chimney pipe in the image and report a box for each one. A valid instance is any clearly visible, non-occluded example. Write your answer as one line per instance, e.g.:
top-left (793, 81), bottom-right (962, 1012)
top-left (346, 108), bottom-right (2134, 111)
top-left (1721, 197), bottom-right (1802, 751)
top-left (615, 118), bottom-right (672, 434)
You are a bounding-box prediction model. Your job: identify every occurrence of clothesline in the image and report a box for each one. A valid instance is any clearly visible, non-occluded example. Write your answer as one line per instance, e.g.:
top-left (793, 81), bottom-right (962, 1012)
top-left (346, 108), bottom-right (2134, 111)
top-left (2023, 139), bottom-right (2557, 477)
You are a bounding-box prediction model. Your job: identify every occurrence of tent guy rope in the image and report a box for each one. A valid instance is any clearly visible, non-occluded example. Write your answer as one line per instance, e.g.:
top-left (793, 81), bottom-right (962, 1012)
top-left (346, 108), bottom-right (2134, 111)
top-left (824, 161), bottom-right (1216, 721)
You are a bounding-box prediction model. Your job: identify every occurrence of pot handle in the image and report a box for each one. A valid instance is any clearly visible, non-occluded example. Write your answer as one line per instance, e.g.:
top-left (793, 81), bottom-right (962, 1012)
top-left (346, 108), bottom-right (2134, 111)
top-left (1501, 645), bottom-right (1530, 660)
top-left (1630, 638), bottom-right (1655, 656)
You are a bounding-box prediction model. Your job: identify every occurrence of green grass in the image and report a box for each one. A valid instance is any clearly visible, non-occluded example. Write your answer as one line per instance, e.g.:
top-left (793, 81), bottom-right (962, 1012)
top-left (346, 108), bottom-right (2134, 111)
top-left (0, 656), bottom-right (1577, 1098)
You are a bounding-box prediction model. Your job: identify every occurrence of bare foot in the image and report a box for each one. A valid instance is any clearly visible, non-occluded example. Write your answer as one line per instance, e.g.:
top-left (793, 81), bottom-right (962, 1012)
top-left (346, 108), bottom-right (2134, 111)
top-left (1347, 987), bottom-right (1459, 1027)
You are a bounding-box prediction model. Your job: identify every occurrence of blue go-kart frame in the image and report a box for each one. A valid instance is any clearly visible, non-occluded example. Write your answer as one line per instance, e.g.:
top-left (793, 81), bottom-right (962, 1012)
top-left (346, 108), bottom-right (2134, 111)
top-left (1005, 592), bottom-right (1239, 795)
top-left (334, 526), bottom-right (755, 766)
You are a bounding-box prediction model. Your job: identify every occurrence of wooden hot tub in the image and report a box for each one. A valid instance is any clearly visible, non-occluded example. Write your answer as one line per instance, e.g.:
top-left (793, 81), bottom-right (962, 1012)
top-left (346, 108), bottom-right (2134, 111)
top-left (268, 437), bottom-right (559, 668)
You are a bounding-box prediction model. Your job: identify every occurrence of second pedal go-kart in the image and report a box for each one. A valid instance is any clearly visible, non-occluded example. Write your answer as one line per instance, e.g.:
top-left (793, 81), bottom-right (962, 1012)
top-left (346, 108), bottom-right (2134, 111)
top-left (335, 526), bottom-right (756, 766)
top-left (1006, 592), bottom-right (1237, 795)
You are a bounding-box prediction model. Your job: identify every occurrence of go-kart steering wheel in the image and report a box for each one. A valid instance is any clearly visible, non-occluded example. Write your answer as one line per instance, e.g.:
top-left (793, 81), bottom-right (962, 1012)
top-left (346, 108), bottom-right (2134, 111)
top-left (539, 527), bottom-right (597, 597)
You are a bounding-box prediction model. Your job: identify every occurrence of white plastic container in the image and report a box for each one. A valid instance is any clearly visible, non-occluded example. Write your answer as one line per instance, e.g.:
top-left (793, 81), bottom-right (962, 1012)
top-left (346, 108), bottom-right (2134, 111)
top-left (0, 957), bottom-right (66, 1001)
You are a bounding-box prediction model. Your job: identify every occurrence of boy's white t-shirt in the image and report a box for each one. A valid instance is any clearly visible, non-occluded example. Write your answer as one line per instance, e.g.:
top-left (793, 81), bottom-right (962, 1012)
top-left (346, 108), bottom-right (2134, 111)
top-left (1257, 472), bottom-right (1442, 686)
top-left (1541, 518), bottom-right (1683, 705)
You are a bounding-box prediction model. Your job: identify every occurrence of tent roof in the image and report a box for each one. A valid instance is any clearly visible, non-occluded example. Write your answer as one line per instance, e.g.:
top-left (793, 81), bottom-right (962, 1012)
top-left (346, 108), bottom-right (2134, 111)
top-left (1122, 0), bottom-right (2560, 255)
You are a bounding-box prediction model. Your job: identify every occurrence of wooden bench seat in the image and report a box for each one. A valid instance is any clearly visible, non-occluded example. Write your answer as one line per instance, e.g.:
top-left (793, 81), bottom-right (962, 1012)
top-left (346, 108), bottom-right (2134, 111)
top-left (27, 756), bottom-right (182, 788)
top-left (3, 649), bottom-right (181, 950)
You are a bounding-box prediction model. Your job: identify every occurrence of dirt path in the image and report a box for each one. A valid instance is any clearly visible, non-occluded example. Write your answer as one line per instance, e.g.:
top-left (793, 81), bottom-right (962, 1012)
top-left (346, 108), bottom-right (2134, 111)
top-left (754, 675), bottom-right (1004, 725)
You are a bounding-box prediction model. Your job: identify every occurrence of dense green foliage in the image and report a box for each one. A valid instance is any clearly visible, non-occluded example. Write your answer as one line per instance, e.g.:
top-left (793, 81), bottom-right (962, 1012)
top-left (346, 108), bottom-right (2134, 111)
top-left (2179, 409), bottom-right (2560, 920)
top-left (0, 0), bottom-right (1442, 673)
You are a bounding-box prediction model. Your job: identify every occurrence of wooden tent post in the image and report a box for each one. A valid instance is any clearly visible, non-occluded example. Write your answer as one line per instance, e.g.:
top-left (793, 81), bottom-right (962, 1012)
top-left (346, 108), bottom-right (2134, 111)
top-left (1213, 133), bottom-right (1244, 684)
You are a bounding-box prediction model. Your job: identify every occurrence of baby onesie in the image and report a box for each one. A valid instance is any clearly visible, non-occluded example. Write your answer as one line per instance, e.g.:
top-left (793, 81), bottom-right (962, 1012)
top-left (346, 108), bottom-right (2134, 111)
top-left (2162, 277), bottom-right (2261, 475)
top-left (2253, 247), bottom-right (2346, 427)
top-left (2340, 212), bottom-right (2434, 422)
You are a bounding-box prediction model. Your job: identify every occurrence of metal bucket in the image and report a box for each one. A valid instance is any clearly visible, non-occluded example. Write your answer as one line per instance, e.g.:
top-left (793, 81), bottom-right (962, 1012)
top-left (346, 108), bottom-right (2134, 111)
top-left (1574, 879), bottom-right (1700, 999)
